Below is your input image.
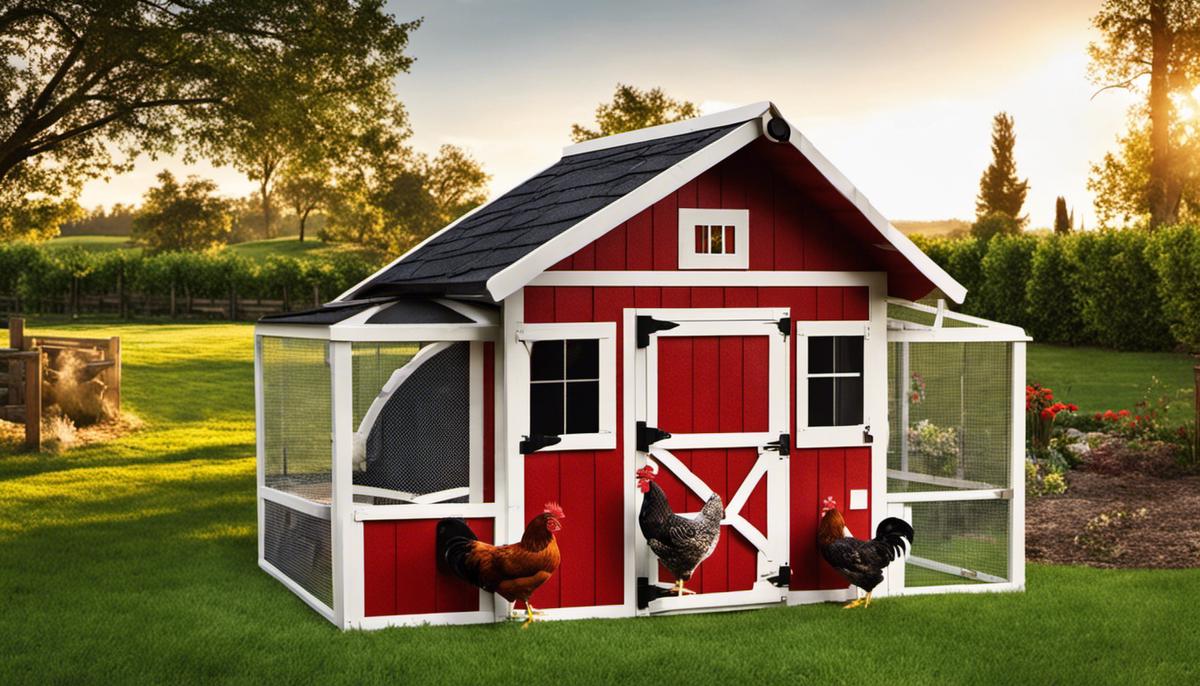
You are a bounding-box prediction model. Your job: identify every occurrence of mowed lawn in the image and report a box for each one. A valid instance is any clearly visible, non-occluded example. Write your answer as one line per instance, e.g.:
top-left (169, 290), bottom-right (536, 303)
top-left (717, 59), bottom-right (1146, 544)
top-left (44, 234), bottom-right (382, 263)
top-left (0, 322), bottom-right (1197, 685)
top-left (1028, 344), bottom-right (1196, 421)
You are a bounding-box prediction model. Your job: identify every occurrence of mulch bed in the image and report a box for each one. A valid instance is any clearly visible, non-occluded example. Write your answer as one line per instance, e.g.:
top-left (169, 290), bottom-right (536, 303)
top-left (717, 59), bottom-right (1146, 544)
top-left (1027, 468), bottom-right (1200, 569)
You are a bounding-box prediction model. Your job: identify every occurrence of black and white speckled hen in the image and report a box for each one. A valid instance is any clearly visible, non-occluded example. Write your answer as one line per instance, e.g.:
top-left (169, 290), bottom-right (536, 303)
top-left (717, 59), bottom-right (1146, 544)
top-left (817, 496), bottom-right (914, 608)
top-left (636, 459), bottom-right (724, 596)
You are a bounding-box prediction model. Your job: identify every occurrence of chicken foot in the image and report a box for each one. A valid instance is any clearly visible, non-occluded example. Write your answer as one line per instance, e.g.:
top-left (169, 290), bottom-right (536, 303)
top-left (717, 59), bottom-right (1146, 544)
top-left (673, 580), bottom-right (697, 597)
top-left (510, 602), bottom-right (543, 628)
top-left (842, 591), bottom-right (872, 609)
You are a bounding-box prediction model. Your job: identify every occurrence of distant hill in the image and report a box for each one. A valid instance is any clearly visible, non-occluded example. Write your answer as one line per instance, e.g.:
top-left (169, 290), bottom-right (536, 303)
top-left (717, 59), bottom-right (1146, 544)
top-left (893, 219), bottom-right (971, 238)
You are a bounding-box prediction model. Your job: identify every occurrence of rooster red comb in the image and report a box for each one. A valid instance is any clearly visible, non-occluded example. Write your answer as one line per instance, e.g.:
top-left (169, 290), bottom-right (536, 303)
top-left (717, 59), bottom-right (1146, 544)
top-left (543, 502), bottom-right (566, 520)
top-left (820, 496), bottom-right (838, 515)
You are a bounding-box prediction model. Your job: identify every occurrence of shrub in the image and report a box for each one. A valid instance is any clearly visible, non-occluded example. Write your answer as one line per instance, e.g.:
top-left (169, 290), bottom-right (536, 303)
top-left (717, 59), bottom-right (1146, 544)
top-left (1071, 229), bottom-right (1172, 350)
top-left (1146, 223), bottom-right (1200, 350)
top-left (1025, 234), bottom-right (1085, 344)
top-left (1074, 508), bottom-right (1148, 559)
top-left (977, 233), bottom-right (1036, 325)
top-left (907, 419), bottom-right (960, 477)
top-left (970, 211), bottom-right (1020, 241)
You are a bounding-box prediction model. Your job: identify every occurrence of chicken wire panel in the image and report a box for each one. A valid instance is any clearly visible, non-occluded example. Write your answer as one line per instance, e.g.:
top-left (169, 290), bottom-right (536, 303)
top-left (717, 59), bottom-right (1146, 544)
top-left (261, 336), bottom-right (332, 502)
top-left (262, 500), bottom-right (333, 607)
top-left (904, 498), bottom-right (1010, 587)
top-left (888, 341), bottom-right (1012, 492)
top-left (351, 342), bottom-right (423, 429)
top-left (353, 341), bottom-right (472, 501)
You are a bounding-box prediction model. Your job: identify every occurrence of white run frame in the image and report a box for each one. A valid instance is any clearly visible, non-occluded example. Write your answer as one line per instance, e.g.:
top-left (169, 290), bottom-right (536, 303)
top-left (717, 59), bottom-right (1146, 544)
top-left (881, 298), bottom-right (1030, 598)
top-left (633, 307), bottom-right (791, 615)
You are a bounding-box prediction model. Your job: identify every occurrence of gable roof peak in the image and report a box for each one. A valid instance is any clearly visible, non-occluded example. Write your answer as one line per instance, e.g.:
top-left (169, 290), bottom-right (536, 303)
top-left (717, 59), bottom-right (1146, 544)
top-left (562, 101), bottom-right (776, 157)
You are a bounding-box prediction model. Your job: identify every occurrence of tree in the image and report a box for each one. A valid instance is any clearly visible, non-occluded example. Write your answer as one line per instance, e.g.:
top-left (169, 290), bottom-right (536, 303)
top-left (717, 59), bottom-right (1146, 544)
top-left (1089, 0), bottom-right (1200, 227)
top-left (132, 171), bottom-right (231, 253)
top-left (324, 143), bottom-right (489, 254)
top-left (976, 112), bottom-right (1029, 224)
top-left (570, 84), bottom-right (699, 142)
top-left (1054, 196), bottom-right (1072, 234)
top-left (278, 162), bottom-right (332, 243)
top-left (0, 1), bottom-right (420, 240)
top-left (970, 211), bottom-right (1020, 241)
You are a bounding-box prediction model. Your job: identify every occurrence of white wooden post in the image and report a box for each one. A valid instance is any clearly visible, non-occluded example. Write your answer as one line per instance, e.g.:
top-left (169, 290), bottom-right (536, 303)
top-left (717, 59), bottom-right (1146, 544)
top-left (497, 289), bottom-right (526, 620)
top-left (329, 340), bottom-right (362, 628)
top-left (255, 336), bottom-right (265, 567)
top-left (1009, 341), bottom-right (1026, 589)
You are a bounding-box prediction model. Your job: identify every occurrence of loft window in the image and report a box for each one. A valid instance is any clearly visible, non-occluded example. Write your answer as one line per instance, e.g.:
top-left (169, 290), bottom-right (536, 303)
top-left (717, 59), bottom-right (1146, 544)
top-left (530, 340), bottom-right (600, 435)
top-left (678, 208), bottom-right (749, 269)
top-left (806, 335), bottom-right (864, 427)
top-left (518, 322), bottom-right (616, 452)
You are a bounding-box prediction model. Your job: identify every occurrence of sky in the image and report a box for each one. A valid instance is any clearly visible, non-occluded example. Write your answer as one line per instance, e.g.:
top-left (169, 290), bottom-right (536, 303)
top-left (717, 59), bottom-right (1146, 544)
top-left (78, 0), bottom-right (1140, 229)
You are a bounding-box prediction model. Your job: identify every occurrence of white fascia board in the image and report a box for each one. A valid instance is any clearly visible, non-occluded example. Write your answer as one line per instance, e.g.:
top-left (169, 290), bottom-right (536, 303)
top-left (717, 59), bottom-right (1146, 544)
top-left (562, 102), bottom-right (772, 157)
top-left (783, 120), bottom-right (968, 304)
top-left (486, 120), bottom-right (763, 301)
top-left (331, 159), bottom-right (561, 303)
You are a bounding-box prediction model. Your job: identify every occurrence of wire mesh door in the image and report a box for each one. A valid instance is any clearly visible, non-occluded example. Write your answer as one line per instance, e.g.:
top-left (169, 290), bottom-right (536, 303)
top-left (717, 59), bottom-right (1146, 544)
top-left (635, 308), bottom-right (791, 613)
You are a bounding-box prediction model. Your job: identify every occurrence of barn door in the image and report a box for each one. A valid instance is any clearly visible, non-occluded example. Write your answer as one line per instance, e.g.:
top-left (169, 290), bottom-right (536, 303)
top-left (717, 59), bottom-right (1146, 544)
top-left (633, 308), bottom-right (790, 614)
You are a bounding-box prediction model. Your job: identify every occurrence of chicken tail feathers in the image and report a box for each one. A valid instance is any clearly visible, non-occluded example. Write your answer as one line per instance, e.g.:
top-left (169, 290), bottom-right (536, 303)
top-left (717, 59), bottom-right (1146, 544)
top-left (436, 517), bottom-right (478, 581)
top-left (873, 517), bottom-right (914, 561)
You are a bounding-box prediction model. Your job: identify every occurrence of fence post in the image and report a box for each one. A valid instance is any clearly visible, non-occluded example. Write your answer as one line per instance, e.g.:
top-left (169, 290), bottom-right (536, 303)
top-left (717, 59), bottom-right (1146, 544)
top-left (8, 317), bottom-right (23, 350)
top-left (25, 351), bottom-right (40, 451)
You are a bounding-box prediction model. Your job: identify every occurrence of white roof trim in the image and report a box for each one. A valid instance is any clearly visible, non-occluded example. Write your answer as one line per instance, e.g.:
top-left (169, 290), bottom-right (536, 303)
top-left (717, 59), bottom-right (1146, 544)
top-left (562, 101), bottom-right (772, 157)
top-left (486, 119), bottom-right (764, 301)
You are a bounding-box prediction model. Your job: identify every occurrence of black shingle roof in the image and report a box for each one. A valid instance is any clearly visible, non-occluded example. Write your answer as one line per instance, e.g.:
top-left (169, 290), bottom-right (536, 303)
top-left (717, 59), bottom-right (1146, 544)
top-left (347, 121), bottom-right (748, 300)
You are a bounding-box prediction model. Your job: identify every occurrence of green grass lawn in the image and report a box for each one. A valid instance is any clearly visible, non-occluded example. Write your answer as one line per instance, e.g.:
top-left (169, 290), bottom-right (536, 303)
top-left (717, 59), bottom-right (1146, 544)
top-left (1, 321), bottom-right (1197, 684)
top-left (1028, 343), bottom-right (1196, 420)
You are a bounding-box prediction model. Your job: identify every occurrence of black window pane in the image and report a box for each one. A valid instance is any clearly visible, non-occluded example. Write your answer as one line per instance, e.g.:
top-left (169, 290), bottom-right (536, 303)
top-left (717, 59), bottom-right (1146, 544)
top-left (809, 336), bottom-right (834, 374)
top-left (835, 336), bottom-right (864, 374)
top-left (531, 341), bottom-right (564, 381)
top-left (835, 377), bottom-right (864, 425)
top-left (808, 377), bottom-right (834, 426)
top-left (565, 339), bottom-right (599, 379)
top-left (530, 382), bottom-right (564, 435)
top-left (566, 381), bottom-right (599, 433)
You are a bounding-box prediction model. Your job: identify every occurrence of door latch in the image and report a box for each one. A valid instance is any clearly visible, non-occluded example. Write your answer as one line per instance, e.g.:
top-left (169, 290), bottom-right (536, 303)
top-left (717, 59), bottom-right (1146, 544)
top-left (764, 433), bottom-right (790, 456)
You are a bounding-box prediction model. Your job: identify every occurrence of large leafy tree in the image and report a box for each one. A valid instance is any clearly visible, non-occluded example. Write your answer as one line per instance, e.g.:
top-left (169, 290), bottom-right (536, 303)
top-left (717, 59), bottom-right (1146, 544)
top-left (131, 171), bottom-right (231, 253)
top-left (1089, 0), bottom-right (1200, 227)
top-left (0, 0), bottom-right (420, 241)
top-left (570, 84), bottom-right (698, 142)
top-left (975, 112), bottom-right (1029, 224)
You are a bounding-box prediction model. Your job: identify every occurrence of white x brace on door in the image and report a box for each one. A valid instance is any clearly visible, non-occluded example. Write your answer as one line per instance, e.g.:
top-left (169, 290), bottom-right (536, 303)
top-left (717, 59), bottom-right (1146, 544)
top-left (633, 307), bottom-right (791, 614)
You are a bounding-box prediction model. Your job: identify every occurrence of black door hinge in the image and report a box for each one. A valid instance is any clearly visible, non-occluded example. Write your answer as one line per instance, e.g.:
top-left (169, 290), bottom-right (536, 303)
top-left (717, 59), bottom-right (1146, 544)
top-left (637, 315), bottom-right (679, 348)
top-left (519, 434), bottom-right (561, 454)
top-left (764, 433), bottom-right (790, 456)
top-left (637, 576), bottom-right (673, 609)
top-left (777, 316), bottom-right (791, 337)
top-left (767, 565), bottom-right (791, 588)
top-left (636, 421), bottom-right (672, 452)
top-left (863, 426), bottom-right (874, 444)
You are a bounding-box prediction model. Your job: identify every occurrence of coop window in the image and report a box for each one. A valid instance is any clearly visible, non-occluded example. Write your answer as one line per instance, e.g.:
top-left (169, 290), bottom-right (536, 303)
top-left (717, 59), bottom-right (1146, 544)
top-left (806, 335), bottom-right (864, 427)
top-left (519, 322), bottom-right (616, 451)
top-left (678, 208), bottom-right (749, 269)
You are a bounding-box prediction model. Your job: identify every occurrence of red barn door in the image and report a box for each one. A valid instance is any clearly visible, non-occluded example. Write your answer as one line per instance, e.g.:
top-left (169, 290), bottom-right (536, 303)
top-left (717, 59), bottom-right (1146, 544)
top-left (634, 307), bottom-right (791, 614)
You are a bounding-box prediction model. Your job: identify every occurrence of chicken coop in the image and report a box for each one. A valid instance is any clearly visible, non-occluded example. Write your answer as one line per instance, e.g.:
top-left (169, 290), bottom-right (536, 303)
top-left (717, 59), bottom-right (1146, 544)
top-left (254, 102), bottom-right (1028, 630)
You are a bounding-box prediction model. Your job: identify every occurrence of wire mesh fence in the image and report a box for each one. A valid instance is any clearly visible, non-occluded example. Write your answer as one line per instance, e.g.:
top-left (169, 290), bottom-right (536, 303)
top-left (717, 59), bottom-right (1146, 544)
top-left (888, 341), bottom-right (1012, 493)
top-left (904, 498), bottom-right (1010, 586)
top-left (262, 500), bottom-right (333, 607)
top-left (351, 341), bottom-right (473, 502)
top-left (261, 336), bottom-right (332, 502)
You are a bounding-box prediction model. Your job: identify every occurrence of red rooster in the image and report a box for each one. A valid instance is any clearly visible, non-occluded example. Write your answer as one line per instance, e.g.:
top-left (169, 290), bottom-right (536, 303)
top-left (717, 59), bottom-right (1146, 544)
top-left (437, 503), bottom-right (564, 627)
top-left (817, 496), bottom-right (913, 608)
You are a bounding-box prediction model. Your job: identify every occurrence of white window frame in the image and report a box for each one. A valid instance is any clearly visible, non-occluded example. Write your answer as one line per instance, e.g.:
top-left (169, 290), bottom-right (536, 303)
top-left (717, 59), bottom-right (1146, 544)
top-left (677, 208), bottom-right (749, 270)
top-left (796, 321), bottom-right (870, 447)
top-left (516, 321), bottom-right (616, 452)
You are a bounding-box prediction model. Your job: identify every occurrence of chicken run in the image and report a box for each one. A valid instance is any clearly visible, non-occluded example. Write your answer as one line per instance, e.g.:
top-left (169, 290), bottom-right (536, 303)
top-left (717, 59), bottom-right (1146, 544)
top-left (254, 103), bottom-right (1029, 629)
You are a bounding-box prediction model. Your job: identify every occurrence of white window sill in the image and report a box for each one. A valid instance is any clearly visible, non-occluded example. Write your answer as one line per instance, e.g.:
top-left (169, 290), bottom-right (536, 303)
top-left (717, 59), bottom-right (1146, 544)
top-left (795, 425), bottom-right (870, 448)
top-left (534, 432), bottom-right (616, 453)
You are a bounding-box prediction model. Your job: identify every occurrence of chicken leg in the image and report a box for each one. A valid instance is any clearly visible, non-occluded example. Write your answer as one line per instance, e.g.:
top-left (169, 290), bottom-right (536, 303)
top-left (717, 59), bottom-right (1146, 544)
top-left (673, 580), bottom-right (696, 597)
top-left (842, 591), bottom-right (872, 609)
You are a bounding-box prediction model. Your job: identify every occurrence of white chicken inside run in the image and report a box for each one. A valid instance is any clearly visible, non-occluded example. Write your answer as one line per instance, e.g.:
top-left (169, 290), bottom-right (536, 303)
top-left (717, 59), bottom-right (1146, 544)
top-left (253, 294), bottom-right (1029, 628)
top-left (254, 298), bottom-right (499, 626)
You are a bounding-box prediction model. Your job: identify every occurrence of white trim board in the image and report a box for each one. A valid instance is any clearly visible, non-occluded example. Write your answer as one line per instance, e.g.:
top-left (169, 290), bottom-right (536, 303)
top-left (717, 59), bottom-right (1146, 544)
top-left (562, 102), bottom-right (773, 157)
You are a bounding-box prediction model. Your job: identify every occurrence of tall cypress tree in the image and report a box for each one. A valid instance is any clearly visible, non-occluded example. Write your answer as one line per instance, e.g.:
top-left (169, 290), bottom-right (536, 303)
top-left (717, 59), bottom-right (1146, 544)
top-left (976, 112), bottom-right (1030, 224)
top-left (1054, 196), bottom-right (1071, 234)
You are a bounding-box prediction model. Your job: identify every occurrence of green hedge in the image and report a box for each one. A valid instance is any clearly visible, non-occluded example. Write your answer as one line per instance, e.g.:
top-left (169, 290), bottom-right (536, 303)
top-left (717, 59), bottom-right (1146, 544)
top-left (914, 226), bottom-right (1200, 351)
top-left (0, 243), bottom-right (389, 312)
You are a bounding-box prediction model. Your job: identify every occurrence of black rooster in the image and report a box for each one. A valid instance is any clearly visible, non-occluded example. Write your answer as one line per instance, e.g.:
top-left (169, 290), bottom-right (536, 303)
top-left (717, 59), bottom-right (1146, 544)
top-left (636, 459), bottom-right (724, 596)
top-left (817, 496), bottom-right (913, 608)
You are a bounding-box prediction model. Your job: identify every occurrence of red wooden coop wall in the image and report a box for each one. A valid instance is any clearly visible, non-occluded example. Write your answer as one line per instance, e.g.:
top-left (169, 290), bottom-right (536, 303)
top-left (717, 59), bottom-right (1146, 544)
top-left (524, 285), bottom-right (870, 606)
top-left (549, 142), bottom-right (878, 273)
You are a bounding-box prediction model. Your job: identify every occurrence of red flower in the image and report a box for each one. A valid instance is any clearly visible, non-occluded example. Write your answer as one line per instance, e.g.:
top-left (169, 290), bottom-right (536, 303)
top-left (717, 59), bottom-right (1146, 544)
top-left (1067, 404), bottom-right (1078, 412)
top-left (911, 392), bottom-right (920, 402)
top-left (1118, 409), bottom-right (1130, 417)
top-left (1041, 408), bottom-right (1053, 419)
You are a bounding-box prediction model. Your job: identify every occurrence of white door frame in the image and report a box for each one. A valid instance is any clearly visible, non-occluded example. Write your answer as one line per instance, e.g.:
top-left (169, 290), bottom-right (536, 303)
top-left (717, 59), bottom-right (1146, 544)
top-left (632, 307), bottom-right (791, 615)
